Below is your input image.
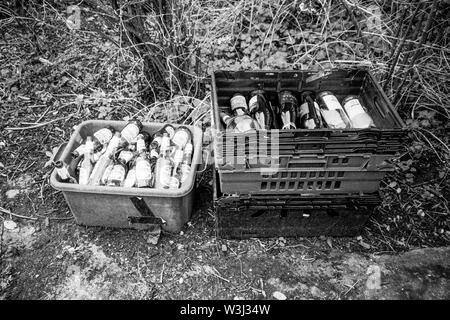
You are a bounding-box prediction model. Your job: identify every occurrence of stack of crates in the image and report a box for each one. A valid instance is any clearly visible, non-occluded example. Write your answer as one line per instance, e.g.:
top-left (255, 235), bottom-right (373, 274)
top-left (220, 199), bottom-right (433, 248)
top-left (211, 69), bottom-right (407, 239)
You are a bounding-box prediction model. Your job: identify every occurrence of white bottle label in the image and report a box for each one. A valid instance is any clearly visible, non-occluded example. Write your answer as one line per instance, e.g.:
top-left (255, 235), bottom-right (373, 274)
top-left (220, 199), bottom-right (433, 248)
top-left (106, 135), bottom-right (120, 154)
top-left (121, 124), bottom-right (140, 144)
top-left (94, 128), bottom-right (113, 145)
top-left (158, 159), bottom-right (172, 188)
top-left (322, 94), bottom-right (342, 111)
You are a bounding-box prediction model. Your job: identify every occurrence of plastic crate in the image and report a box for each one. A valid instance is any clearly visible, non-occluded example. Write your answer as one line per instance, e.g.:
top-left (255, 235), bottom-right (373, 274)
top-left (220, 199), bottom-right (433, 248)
top-left (213, 170), bottom-right (380, 238)
top-left (216, 152), bottom-right (393, 171)
top-left (211, 69), bottom-right (407, 170)
top-left (218, 168), bottom-right (390, 195)
top-left (50, 120), bottom-right (203, 232)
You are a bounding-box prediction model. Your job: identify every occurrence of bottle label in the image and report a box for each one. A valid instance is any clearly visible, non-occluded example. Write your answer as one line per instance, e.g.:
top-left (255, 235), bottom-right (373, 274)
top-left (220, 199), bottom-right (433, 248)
top-left (172, 131), bottom-right (189, 148)
top-left (79, 167), bottom-right (90, 185)
top-left (119, 150), bottom-right (134, 164)
top-left (173, 149), bottom-right (184, 164)
top-left (108, 165), bottom-right (126, 183)
top-left (168, 176), bottom-right (180, 189)
top-left (121, 124), bottom-right (140, 144)
top-left (106, 136), bottom-right (120, 154)
top-left (342, 98), bottom-right (374, 128)
top-left (158, 159), bottom-right (173, 188)
top-left (321, 94), bottom-right (342, 111)
top-left (94, 128), bottom-right (113, 145)
top-left (123, 168), bottom-right (136, 188)
top-left (180, 163), bottom-right (191, 183)
top-left (136, 138), bottom-right (146, 153)
top-left (164, 126), bottom-right (175, 139)
top-left (160, 136), bottom-right (171, 155)
top-left (230, 95), bottom-right (247, 112)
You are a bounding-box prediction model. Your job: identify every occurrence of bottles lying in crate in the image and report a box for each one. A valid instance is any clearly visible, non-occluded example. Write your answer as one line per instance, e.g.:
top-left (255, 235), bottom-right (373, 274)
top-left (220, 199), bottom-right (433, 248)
top-left (220, 90), bottom-right (375, 132)
top-left (54, 120), bottom-right (194, 190)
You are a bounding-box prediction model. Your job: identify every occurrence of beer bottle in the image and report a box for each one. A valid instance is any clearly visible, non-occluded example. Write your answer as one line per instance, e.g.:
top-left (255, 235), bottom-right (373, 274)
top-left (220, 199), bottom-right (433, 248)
top-left (168, 147), bottom-right (184, 189)
top-left (172, 126), bottom-right (192, 149)
top-left (78, 136), bottom-right (95, 185)
top-left (119, 119), bottom-right (142, 148)
top-left (150, 132), bottom-right (163, 151)
top-left (342, 96), bottom-right (375, 128)
top-left (135, 152), bottom-right (153, 188)
top-left (317, 91), bottom-right (352, 129)
top-left (106, 160), bottom-right (128, 187)
top-left (160, 124), bottom-right (176, 139)
top-left (278, 90), bottom-right (298, 130)
top-left (92, 126), bottom-right (115, 151)
top-left (100, 160), bottom-right (114, 185)
top-left (248, 90), bottom-right (274, 130)
top-left (179, 142), bottom-right (193, 185)
top-left (136, 133), bottom-right (148, 154)
top-left (299, 91), bottom-right (323, 129)
top-left (159, 132), bottom-right (171, 157)
top-left (123, 161), bottom-right (137, 188)
top-left (88, 131), bottom-right (121, 185)
top-left (54, 161), bottom-right (76, 183)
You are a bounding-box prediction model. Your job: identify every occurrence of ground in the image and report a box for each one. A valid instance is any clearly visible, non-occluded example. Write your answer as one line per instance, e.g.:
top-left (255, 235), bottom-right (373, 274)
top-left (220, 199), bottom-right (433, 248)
top-left (1, 1), bottom-right (449, 300)
top-left (1, 213), bottom-right (449, 300)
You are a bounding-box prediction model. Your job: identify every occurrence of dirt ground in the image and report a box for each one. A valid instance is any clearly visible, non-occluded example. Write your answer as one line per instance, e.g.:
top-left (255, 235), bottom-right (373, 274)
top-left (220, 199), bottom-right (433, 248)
top-left (1, 186), bottom-right (449, 300)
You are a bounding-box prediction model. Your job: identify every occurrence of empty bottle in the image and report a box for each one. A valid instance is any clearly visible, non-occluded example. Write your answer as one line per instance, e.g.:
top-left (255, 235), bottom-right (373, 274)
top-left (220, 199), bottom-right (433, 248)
top-left (54, 161), bottom-right (75, 183)
top-left (123, 162), bottom-right (137, 188)
top-left (78, 136), bottom-right (95, 185)
top-left (299, 91), bottom-right (323, 129)
top-left (135, 152), bottom-right (153, 188)
top-left (248, 89), bottom-right (274, 130)
top-left (106, 160), bottom-right (128, 187)
top-left (179, 142), bottom-right (193, 185)
top-left (317, 91), bottom-right (352, 129)
top-left (172, 126), bottom-right (192, 149)
top-left (88, 132), bottom-right (121, 185)
top-left (93, 126), bottom-right (115, 150)
top-left (278, 90), bottom-right (298, 130)
top-left (342, 96), bottom-right (375, 128)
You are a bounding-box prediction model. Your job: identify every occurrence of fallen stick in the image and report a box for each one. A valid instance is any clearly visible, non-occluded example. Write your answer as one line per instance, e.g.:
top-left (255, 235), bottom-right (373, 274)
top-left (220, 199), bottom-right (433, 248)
top-left (0, 206), bottom-right (38, 221)
top-left (5, 116), bottom-right (70, 131)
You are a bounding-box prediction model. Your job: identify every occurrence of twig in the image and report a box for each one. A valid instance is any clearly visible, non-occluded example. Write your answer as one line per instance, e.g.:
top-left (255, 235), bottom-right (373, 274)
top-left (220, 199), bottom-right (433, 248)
top-left (5, 115), bottom-right (71, 131)
top-left (0, 206), bottom-right (38, 221)
top-left (339, 0), bottom-right (369, 54)
top-left (159, 262), bottom-right (165, 283)
top-left (383, 3), bottom-right (422, 90)
top-left (344, 279), bottom-right (361, 296)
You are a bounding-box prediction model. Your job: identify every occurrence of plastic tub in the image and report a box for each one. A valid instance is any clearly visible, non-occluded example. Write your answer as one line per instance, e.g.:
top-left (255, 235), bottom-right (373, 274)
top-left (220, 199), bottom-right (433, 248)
top-left (50, 120), bottom-right (203, 232)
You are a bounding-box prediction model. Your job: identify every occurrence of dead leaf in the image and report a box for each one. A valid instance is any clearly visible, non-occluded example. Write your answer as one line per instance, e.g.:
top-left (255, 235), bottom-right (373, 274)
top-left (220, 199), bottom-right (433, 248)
top-left (272, 291), bottom-right (287, 300)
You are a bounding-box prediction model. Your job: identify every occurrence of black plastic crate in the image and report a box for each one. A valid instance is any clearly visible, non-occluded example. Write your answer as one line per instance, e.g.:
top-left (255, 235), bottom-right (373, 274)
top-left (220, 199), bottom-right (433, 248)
top-left (213, 170), bottom-right (380, 239)
top-left (211, 69), bottom-right (407, 170)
